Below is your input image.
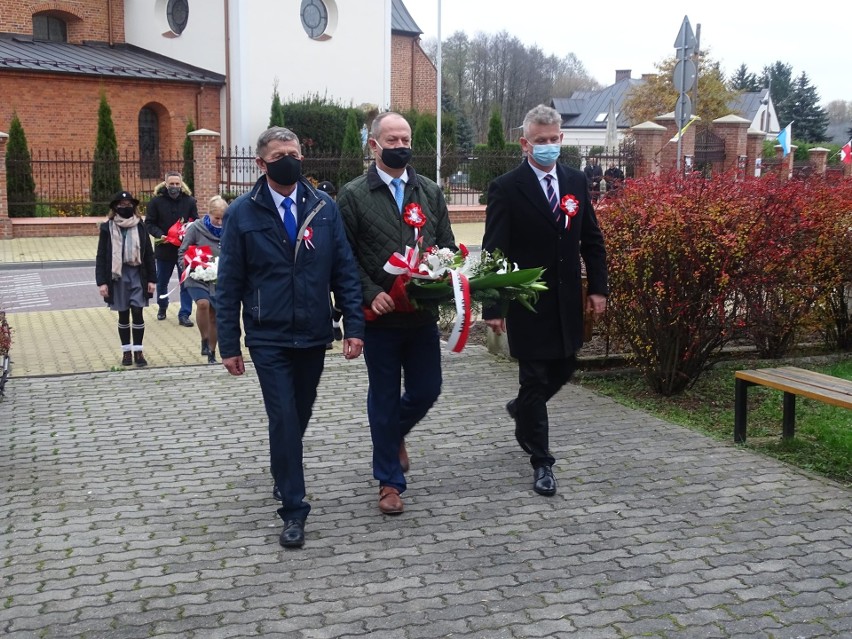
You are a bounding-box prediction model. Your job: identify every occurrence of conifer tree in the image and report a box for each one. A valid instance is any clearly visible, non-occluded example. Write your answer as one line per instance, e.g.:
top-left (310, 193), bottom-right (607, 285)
top-left (412, 113), bottom-right (437, 181)
top-left (338, 110), bottom-right (363, 186)
top-left (789, 72), bottom-right (829, 142)
top-left (487, 108), bottom-right (505, 149)
top-left (91, 92), bottom-right (121, 215)
top-left (729, 64), bottom-right (760, 92)
top-left (182, 118), bottom-right (195, 194)
top-left (269, 82), bottom-right (285, 128)
top-left (5, 113), bottom-right (36, 217)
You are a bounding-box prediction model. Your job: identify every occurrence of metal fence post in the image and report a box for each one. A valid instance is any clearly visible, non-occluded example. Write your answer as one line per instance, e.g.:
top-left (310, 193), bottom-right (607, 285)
top-left (0, 132), bottom-right (11, 239)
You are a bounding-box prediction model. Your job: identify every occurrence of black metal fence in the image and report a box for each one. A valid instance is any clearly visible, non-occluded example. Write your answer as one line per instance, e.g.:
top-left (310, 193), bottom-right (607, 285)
top-left (5, 149), bottom-right (183, 216)
top-left (216, 145), bottom-right (638, 207)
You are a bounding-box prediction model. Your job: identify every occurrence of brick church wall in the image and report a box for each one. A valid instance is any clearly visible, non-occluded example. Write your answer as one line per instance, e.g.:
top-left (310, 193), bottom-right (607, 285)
top-left (390, 34), bottom-right (437, 114)
top-left (0, 0), bottom-right (125, 44)
top-left (0, 72), bottom-right (220, 155)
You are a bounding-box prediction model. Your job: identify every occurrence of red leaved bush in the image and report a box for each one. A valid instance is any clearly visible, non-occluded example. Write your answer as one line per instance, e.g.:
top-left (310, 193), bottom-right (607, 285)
top-left (597, 169), bottom-right (852, 395)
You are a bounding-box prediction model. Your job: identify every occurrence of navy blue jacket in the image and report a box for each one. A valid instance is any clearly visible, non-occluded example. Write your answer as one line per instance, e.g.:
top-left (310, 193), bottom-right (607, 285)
top-left (216, 175), bottom-right (365, 358)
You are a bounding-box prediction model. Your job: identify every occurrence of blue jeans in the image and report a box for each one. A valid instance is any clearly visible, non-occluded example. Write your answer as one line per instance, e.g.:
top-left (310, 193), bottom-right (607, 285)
top-left (156, 258), bottom-right (193, 318)
top-left (250, 345), bottom-right (326, 523)
top-left (363, 322), bottom-right (442, 493)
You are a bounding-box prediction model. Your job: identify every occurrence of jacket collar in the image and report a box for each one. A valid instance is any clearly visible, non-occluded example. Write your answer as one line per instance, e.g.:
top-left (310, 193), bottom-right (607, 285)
top-left (249, 175), bottom-right (322, 215)
top-left (366, 162), bottom-right (422, 192)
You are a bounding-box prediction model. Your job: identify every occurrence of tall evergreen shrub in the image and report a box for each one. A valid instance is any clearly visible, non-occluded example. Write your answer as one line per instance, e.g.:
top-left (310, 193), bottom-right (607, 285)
top-left (5, 114), bottom-right (36, 217)
top-left (91, 93), bottom-right (121, 215)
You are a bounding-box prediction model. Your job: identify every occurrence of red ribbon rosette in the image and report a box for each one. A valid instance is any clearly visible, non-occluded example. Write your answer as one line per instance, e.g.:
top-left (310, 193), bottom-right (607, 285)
top-left (180, 244), bottom-right (212, 283)
top-left (403, 203), bottom-right (426, 241)
top-left (559, 194), bottom-right (580, 231)
top-left (302, 226), bottom-right (315, 250)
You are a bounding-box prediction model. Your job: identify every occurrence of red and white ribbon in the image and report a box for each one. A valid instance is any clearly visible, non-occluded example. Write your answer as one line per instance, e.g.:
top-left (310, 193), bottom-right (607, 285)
top-left (180, 245), bottom-right (212, 283)
top-left (384, 245), bottom-right (434, 280)
top-left (303, 226), bottom-right (315, 250)
top-left (446, 269), bottom-right (472, 353)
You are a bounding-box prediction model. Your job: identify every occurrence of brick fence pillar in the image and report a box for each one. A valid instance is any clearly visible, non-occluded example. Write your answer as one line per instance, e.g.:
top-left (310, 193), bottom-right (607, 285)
top-left (654, 113), bottom-right (696, 172)
top-left (807, 147), bottom-right (829, 176)
top-left (712, 114), bottom-right (750, 173)
top-left (0, 132), bottom-right (11, 240)
top-left (746, 129), bottom-right (766, 177)
top-left (188, 129), bottom-right (221, 212)
top-left (630, 121), bottom-right (667, 177)
top-left (774, 144), bottom-right (798, 180)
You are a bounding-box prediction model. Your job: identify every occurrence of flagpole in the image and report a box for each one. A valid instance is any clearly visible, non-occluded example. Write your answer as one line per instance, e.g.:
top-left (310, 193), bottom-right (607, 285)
top-left (435, 0), bottom-right (442, 185)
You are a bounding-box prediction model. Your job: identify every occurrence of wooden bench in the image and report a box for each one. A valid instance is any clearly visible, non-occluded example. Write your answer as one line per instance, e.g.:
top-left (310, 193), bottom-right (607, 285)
top-left (734, 366), bottom-right (852, 443)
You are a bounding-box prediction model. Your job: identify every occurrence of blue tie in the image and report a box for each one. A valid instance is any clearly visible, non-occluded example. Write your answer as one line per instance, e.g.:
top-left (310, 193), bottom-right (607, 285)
top-left (391, 177), bottom-right (404, 213)
top-left (282, 197), bottom-right (296, 243)
top-left (544, 175), bottom-right (559, 216)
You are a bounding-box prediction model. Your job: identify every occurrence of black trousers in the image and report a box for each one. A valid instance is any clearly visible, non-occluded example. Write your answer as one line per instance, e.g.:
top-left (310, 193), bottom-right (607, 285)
top-left (515, 356), bottom-right (577, 468)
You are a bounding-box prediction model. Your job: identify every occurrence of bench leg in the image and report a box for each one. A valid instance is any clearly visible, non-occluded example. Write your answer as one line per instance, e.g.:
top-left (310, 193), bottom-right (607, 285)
top-left (782, 392), bottom-right (796, 439)
top-left (734, 378), bottom-right (750, 443)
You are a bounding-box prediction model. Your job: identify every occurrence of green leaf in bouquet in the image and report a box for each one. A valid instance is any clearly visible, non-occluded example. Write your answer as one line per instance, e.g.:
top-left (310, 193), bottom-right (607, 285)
top-left (469, 267), bottom-right (546, 291)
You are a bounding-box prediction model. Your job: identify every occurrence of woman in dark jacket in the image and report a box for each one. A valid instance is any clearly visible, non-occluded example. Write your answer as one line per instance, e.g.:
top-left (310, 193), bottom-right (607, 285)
top-left (95, 191), bottom-right (157, 367)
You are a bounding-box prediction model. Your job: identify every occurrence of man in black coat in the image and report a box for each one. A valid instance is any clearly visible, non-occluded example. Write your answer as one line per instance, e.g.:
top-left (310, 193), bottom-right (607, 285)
top-left (482, 104), bottom-right (608, 497)
top-left (144, 171), bottom-right (198, 326)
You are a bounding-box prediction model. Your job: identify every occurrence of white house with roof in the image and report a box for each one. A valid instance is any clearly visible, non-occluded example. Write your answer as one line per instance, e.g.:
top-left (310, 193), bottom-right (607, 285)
top-left (552, 70), bottom-right (780, 148)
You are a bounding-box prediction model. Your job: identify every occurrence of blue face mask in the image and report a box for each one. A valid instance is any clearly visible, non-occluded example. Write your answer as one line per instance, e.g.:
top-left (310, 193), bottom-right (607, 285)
top-left (531, 143), bottom-right (561, 166)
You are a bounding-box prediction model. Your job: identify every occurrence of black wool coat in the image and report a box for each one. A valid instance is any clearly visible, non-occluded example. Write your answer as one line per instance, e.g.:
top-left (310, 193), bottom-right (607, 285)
top-left (482, 160), bottom-right (608, 360)
top-left (95, 221), bottom-right (157, 305)
top-left (144, 184), bottom-right (199, 262)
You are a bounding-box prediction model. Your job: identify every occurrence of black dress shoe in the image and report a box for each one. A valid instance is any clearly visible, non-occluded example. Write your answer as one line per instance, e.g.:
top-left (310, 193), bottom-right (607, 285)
top-left (178, 315), bottom-right (194, 327)
top-left (279, 520), bottom-right (305, 548)
top-left (533, 465), bottom-right (557, 496)
top-left (506, 400), bottom-right (533, 454)
top-left (272, 484), bottom-right (282, 501)
top-left (157, 309), bottom-right (167, 321)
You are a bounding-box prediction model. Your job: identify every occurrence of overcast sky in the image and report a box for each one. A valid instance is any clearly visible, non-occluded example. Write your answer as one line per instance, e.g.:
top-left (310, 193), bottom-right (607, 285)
top-left (402, 0), bottom-right (850, 105)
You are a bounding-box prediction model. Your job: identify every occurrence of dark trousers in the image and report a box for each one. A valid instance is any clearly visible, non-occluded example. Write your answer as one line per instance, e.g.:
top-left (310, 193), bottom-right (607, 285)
top-left (363, 323), bottom-right (442, 493)
top-left (250, 345), bottom-right (326, 522)
top-left (155, 258), bottom-right (192, 318)
top-left (516, 356), bottom-right (577, 468)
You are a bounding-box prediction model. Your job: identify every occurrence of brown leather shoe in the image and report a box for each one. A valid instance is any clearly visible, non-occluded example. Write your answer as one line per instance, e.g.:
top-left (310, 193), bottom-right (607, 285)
top-left (378, 486), bottom-right (404, 515)
top-left (399, 440), bottom-right (410, 473)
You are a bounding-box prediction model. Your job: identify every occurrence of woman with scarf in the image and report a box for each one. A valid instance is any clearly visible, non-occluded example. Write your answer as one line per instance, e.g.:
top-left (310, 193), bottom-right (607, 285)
top-left (95, 191), bottom-right (157, 367)
top-left (178, 195), bottom-right (226, 364)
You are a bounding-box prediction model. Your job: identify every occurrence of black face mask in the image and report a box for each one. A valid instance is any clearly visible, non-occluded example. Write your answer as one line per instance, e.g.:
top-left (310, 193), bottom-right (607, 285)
top-left (116, 206), bottom-right (135, 219)
top-left (265, 155), bottom-right (302, 186)
top-left (378, 145), bottom-right (412, 170)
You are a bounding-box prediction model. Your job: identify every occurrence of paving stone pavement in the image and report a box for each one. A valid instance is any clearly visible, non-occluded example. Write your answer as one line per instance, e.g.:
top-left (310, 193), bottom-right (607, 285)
top-left (2, 345), bottom-right (851, 638)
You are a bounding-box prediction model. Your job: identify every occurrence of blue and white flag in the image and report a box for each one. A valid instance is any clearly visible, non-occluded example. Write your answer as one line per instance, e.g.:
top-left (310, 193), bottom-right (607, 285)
top-left (777, 122), bottom-right (792, 157)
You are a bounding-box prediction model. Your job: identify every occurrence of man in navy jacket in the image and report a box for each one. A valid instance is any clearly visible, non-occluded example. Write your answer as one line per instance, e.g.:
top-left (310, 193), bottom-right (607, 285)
top-left (216, 127), bottom-right (365, 549)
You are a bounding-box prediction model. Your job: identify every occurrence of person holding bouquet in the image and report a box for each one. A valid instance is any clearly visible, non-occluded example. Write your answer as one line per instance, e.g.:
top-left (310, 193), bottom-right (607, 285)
top-left (179, 195), bottom-right (226, 364)
top-left (482, 104), bottom-right (608, 497)
top-left (145, 171), bottom-right (198, 326)
top-left (95, 191), bottom-right (157, 367)
top-left (338, 112), bottom-right (457, 516)
top-left (216, 127), bottom-right (365, 549)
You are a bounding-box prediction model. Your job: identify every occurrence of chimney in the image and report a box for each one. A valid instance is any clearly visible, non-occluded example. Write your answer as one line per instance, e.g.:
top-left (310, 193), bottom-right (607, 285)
top-left (615, 69), bottom-right (632, 83)
top-left (641, 74), bottom-right (656, 81)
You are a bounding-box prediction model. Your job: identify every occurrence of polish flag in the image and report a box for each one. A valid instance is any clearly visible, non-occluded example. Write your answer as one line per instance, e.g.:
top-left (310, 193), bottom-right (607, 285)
top-left (841, 140), bottom-right (852, 165)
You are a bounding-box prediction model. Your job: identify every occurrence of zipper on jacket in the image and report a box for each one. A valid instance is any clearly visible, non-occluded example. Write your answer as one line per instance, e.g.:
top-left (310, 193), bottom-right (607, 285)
top-left (254, 289), bottom-right (262, 326)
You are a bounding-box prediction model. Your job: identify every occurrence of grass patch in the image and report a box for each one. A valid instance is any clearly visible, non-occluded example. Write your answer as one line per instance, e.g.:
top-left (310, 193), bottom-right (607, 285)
top-left (576, 358), bottom-right (851, 486)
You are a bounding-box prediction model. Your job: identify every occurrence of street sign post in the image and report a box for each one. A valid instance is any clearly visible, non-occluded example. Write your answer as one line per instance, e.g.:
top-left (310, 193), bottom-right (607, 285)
top-left (673, 16), bottom-right (697, 171)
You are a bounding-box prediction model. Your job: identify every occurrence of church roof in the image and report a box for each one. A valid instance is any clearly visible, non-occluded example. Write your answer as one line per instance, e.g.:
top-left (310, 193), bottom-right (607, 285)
top-left (391, 0), bottom-right (423, 36)
top-left (0, 33), bottom-right (225, 85)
